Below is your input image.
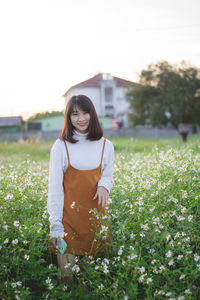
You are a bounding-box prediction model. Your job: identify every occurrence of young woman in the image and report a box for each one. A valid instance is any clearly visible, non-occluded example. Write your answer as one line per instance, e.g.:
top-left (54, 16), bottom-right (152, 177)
top-left (47, 95), bottom-right (114, 284)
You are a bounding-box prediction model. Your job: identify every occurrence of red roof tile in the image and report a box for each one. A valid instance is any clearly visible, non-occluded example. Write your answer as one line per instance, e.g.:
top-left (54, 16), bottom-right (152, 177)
top-left (62, 73), bottom-right (136, 97)
top-left (72, 73), bottom-right (134, 88)
top-left (113, 76), bottom-right (134, 87)
top-left (75, 73), bottom-right (103, 87)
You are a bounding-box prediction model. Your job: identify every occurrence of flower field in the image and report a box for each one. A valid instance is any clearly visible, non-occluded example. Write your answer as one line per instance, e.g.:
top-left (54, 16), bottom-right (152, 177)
top-left (0, 136), bottom-right (200, 299)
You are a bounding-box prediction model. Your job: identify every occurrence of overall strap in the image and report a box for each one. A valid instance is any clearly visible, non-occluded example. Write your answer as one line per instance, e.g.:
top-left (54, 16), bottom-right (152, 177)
top-left (100, 138), bottom-right (106, 165)
top-left (63, 140), bottom-right (70, 165)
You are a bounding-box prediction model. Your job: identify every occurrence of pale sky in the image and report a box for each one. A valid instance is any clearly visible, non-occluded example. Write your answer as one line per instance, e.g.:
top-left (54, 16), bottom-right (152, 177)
top-left (0, 0), bottom-right (200, 119)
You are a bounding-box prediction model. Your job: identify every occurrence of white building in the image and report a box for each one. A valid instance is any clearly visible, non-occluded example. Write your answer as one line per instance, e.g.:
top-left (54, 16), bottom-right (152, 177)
top-left (62, 73), bottom-right (136, 128)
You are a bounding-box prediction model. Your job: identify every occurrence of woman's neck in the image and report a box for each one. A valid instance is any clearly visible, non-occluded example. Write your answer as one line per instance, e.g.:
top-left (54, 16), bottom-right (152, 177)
top-left (73, 130), bottom-right (88, 141)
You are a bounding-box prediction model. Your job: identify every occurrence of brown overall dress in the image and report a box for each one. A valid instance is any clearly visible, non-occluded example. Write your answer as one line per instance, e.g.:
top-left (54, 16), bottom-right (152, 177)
top-left (57, 138), bottom-right (112, 256)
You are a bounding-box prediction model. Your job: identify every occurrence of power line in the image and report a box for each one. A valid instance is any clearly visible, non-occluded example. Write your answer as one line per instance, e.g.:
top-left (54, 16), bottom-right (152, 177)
top-left (136, 24), bottom-right (200, 32)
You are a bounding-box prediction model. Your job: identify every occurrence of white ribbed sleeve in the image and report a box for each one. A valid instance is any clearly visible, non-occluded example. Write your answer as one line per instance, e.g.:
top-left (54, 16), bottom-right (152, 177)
top-left (47, 141), bottom-right (65, 238)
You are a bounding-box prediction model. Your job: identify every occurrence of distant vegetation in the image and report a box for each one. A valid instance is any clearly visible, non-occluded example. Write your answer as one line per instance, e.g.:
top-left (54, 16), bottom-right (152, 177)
top-left (127, 60), bottom-right (200, 141)
top-left (28, 110), bottom-right (63, 121)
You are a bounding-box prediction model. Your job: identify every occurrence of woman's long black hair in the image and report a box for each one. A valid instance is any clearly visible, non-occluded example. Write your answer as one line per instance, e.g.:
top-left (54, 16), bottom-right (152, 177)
top-left (59, 95), bottom-right (103, 143)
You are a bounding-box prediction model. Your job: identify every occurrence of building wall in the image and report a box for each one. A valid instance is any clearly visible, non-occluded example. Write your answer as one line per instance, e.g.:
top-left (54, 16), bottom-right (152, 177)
top-left (0, 126), bottom-right (21, 133)
top-left (27, 114), bottom-right (112, 131)
top-left (115, 86), bottom-right (130, 114)
top-left (27, 115), bottom-right (64, 132)
top-left (100, 78), bottom-right (116, 117)
top-left (115, 86), bottom-right (131, 127)
top-left (64, 87), bottom-right (102, 115)
top-left (63, 79), bottom-right (131, 125)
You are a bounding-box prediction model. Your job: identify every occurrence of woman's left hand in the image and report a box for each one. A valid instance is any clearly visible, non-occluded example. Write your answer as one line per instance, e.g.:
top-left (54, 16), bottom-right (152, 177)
top-left (92, 186), bottom-right (109, 208)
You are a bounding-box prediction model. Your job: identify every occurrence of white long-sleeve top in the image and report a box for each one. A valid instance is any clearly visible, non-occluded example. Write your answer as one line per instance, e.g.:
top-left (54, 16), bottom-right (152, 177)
top-left (47, 130), bottom-right (114, 238)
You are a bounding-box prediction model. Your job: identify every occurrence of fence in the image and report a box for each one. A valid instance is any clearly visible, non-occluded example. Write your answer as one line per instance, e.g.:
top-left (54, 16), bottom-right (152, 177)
top-left (0, 127), bottom-right (194, 142)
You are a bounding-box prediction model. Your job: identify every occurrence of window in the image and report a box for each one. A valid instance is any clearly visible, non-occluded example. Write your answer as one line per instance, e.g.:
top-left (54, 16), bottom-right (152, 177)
top-left (104, 105), bottom-right (114, 117)
top-left (27, 123), bottom-right (42, 131)
top-left (104, 87), bottom-right (113, 103)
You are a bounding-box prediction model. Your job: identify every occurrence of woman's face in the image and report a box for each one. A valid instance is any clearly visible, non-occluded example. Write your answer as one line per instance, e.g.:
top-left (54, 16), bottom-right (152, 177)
top-left (70, 106), bottom-right (90, 134)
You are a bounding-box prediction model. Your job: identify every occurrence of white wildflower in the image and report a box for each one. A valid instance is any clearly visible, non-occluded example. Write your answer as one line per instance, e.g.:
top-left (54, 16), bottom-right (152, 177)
top-left (194, 254), bottom-right (200, 261)
top-left (13, 221), bottom-right (20, 227)
top-left (103, 265), bottom-right (109, 274)
top-left (177, 216), bottom-right (185, 221)
top-left (5, 194), bottom-right (14, 200)
top-left (177, 255), bottom-right (183, 260)
top-left (155, 227), bottom-right (160, 233)
top-left (141, 224), bottom-right (149, 231)
top-left (159, 265), bottom-right (165, 272)
top-left (48, 284), bottom-right (54, 290)
top-left (72, 264), bottom-right (80, 273)
top-left (128, 253), bottom-right (137, 260)
top-left (168, 259), bottom-right (174, 266)
top-left (3, 225), bottom-right (8, 231)
top-left (153, 267), bottom-right (158, 274)
top-left (182, 191), bottom-right (188, 198)
top-left (146, 277), bottom-right (152, 284)
top-left (118, 246), bottom-right (124, 256)
top-left (130, 233), bottom-right (135, 239)
top-left (12, 239), bottom-right (18, 245)
top-left (140, 232), bottom-right (145, 237)
top-left (181, 206), bottom-right (186, 213)
top-left (70, 201), bottom-right (76, 209)
top-left (98, 284), bottom-right (104, 290)
top-left (46, 277), bottom-right (51, 284)
top-left (166, 250), bottom-right (172, 258)
top-left (138, 266), bottom-right (145, 273)
top-left (138, 274), bottom-right (145, 282)
top-left (149, 248), bottom-right (155, 254)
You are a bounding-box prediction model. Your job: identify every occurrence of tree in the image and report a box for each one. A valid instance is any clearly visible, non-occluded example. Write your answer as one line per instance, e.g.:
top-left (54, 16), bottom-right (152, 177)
top-left (28, 110), bottom-right (63, 121)
top-left (126, 60), bottom-right (200, 141)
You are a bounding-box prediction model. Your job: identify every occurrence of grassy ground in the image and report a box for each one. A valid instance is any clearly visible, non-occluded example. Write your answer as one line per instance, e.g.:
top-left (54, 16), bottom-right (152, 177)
top-left (0, 134), bottom-right (200, 299)
top-left (0, 134), bottom-right (199, 162)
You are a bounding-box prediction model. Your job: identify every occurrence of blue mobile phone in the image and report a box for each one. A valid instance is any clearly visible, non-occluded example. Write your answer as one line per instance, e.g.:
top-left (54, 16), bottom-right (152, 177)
top-left (56, 239), bottom-right (67, 254)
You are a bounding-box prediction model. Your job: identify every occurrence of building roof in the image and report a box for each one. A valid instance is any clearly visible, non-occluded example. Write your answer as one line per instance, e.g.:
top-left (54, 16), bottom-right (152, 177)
top-left (0, 116), bottom-right (23, 127)
top-left (63, 73), bottom-right (135, 96)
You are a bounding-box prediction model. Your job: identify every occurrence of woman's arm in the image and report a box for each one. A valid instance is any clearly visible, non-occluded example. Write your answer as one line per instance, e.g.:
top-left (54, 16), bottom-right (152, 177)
top-left (98, 140), bottom-right (114, 193)
top-left (47, 139), bottom-right (66, 238)
top-left (93, 140), bottom-right (114, 207)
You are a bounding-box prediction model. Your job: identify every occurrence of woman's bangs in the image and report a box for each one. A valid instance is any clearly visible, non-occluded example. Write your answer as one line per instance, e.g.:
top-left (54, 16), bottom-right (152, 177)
top-left (75, 99), bottom-right (91, 113)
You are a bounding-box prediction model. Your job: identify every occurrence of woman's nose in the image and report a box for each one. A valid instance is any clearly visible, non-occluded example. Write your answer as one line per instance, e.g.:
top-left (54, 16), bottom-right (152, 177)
top-left (78, 114), bottom-right (85, 121)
